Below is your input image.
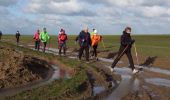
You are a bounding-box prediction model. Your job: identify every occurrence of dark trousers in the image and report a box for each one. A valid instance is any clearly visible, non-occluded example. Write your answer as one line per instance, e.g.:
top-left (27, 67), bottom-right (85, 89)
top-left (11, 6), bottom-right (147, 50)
top-left (111, 46), bottom-right (135, 70)
top-left (92, 45), bottom-right (98, 57)
top-left (79, 46), bottom-right (89, 61)
top-left (43, 42), bottom-right (47, 52)
top-left (16, 37), bottom-right (20, 43)
top-left (35, 40), bottom-right (40, 51)
top-left (59, 43), bottom-right (66, 55)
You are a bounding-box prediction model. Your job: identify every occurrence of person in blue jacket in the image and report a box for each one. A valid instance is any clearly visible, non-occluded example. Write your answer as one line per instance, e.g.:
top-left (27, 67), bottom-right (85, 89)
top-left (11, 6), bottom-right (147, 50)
top-left (77, 27), bottom-right (91, 62)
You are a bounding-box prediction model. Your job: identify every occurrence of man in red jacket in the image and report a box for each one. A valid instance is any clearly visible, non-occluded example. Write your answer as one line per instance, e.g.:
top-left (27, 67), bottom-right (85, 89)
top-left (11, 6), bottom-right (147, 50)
top-left (58, 29), bottom-right (68, 56)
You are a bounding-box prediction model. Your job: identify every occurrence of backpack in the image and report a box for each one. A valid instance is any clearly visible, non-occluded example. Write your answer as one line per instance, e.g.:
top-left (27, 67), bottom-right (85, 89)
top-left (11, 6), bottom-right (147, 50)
top-left (92, 34), bottom-right (101, 46)
top-left (59, 34), bottom-right (67, 41)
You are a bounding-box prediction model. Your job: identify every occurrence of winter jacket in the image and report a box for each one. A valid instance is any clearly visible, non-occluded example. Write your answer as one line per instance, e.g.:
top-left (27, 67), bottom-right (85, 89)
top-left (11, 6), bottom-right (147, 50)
top-left (33, 32), bottom-right (40, 41)
top-left (40, 31), bottom-right (50, 42)
top-left (121, 31), bottom-right (135, 47)
top-left (16, 33), bottom-right (20, 39)
top-left (58, 33), bottom-right (68, 44)
top-left (91, 34), bottom-right (102, 46)
top-left (78, 31), bottom-right (91, 47)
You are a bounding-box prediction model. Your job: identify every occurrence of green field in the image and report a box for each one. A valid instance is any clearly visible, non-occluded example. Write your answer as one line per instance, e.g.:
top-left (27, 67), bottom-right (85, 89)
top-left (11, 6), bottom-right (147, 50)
top-left (2, 35), bottom-right (170, 58)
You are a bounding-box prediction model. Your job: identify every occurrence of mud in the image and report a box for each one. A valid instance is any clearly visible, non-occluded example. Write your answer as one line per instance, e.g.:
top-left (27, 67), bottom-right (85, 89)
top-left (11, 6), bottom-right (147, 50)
top-left (107, 52), bottom-right (118, 59)
top-left (0, 46), bottom-right (48, 88)
top-left (140, 56), bottom-right (157, 67)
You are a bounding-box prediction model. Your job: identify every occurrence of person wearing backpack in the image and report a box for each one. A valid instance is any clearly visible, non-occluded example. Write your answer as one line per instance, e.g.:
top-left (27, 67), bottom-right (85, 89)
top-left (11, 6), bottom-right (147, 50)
top-left (40, 28), bottom-right (50, 52)
top-left (91, 29), bottom-right (102, 60)
top-left (0, 30), bottom-right (2, 41)
top-left (58, 29), bottom-right (68, 56)
top-left (77, 27), bottom-right (91, 62)
top-left (110, 27), bottom-right (139, 74)
top-left (15, 31), bottom-right (20, 45)
top-left (33, 29), bottom-right (40, 51)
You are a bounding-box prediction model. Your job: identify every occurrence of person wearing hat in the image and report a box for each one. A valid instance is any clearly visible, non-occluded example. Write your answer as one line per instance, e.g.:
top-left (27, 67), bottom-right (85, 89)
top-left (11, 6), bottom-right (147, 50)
top-left (15, 30), bottom-right (21, 45)
top-left (91, 29), bottom-right (102, 60)
top-left (58, 29), bottom-right (68, 56)
top-left (110, 27), bottom-right (139, 74)
top-left (40, 28), bottom-right (50, 52)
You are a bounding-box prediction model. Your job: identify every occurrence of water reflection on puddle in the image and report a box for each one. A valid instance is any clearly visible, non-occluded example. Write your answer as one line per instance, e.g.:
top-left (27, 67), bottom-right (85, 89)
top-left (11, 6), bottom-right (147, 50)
top-left (145, 78), bottom-right (170, 87)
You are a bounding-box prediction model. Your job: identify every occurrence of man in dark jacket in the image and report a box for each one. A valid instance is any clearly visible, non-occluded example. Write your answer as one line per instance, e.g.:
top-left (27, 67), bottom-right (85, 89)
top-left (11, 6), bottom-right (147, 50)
top-left (16, 31), bottom-right (20, 45)
top-left (77, 27), bottom-right (91, 62)
top-left (0, 31), bottom-right (2, 41)
top-left (110, 27), bottom-right (139, 74)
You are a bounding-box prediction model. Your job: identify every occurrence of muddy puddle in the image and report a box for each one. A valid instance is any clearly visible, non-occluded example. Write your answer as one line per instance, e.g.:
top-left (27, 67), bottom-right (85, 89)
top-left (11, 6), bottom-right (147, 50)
top-left (48, 65), bottom-right (71, 82)
top-left (135, 65), bottom-right (170, 75)
top-left (145, 78), bottom-right (170, 87)
top-left (104, 66), bottom-right (140, 100)
top-left (93, 86), bottom-right (106, 96)
top-left (0, 65), bottom-right (70, 97)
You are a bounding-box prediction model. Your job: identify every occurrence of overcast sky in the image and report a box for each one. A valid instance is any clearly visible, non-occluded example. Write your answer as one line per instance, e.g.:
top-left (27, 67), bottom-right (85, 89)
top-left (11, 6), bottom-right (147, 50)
top-left (0, 0), bottom-right (170, 35)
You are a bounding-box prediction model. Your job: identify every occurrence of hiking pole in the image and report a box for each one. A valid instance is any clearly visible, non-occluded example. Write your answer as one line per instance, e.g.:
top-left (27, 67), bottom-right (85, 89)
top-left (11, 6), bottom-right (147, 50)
top-left (134, 43), bottom-right (139, 65)
top-left (117, 45), bottom-right (129, 59)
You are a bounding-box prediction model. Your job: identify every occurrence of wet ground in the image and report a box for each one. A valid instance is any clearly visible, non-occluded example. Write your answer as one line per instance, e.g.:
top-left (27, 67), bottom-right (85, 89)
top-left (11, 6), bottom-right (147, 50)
top-left (0, 41), bottom-right (170, 100)
top-left (27, 44), bottom-right (170, 100)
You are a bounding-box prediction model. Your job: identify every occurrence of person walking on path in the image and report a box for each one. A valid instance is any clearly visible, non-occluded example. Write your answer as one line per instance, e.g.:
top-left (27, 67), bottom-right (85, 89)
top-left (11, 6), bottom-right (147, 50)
top-left (91, 29), bottom-right (102, 60)
top-left (16, 31), bottom-right (20, 45)
top-left (110, 27), bottom-right (139, 74)
top-left (40, 28), bottom-right (50, 52)
top-left (77, 27), bottom-right (91, 62)
top-left (33, 29), bottom-right (41, 51)
top-left (58, 29), bottom-right (68, 56)
top-left (0, 30), bottom-right (2, 41)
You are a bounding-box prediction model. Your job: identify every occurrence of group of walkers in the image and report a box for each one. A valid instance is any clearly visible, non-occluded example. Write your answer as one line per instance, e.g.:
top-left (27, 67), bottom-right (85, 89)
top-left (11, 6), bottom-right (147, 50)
top-left (32, 27), bottom-right (102, 59)
top-left (75, 27), bottom-right (102, 62)
top-left (1, 26), bottom-right (140, 74)
top-left (33, 28), bottom-right (50, 52)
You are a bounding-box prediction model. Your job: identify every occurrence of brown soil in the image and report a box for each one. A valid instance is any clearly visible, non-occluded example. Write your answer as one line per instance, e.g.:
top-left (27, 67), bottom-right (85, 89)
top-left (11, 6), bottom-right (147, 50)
top-left (0, 46), bottom-right (50, 89)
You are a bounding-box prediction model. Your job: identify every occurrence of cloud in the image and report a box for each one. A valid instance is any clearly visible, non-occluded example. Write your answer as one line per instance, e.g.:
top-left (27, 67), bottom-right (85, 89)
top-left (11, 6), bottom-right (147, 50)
top-left (0, 0), bottom-right (18, 6)
top-left (1, 0), bottom-right (170, 34)
top-left (24, 0), bottom-right (96, 16)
